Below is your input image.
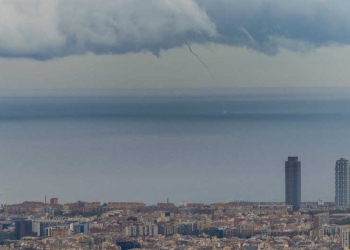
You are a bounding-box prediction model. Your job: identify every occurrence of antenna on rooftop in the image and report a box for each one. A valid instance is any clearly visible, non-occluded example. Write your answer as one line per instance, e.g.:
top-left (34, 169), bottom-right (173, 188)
top-left (167, 198), bottom-right (169, 204)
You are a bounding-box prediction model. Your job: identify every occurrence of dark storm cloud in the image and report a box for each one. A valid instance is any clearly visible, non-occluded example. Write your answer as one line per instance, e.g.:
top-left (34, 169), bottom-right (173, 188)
top-left (0, 0), bottom-right (216, 59)
top-left (197, 0), bottom-right (350, 55)
top-left (1, 0), bottom-right (350, 59)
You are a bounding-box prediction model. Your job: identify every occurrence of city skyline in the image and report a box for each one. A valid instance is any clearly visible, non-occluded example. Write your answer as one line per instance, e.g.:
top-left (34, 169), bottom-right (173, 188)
top-left (0, 196), bottom-right (340, 249)
top-left (0, 1), bottom-right (349, 249)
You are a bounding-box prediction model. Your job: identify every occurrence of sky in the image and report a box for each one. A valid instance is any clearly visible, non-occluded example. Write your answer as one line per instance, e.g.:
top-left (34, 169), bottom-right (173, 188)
top-left (1, 0), bottom-right (350, 90)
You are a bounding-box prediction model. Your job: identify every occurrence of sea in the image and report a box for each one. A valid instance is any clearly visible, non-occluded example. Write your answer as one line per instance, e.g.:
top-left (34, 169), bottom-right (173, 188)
top-left (0, 88), bottom-right (349, 205)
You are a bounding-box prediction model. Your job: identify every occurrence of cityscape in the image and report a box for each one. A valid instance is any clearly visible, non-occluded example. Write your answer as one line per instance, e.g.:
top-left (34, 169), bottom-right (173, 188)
top-left (2, 0), bottom-right (350, 249)
top-left (0, 157), bottom-right (349, 249)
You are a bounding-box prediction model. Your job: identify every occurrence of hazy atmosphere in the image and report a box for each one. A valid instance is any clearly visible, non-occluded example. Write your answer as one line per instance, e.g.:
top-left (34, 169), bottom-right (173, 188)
top-left (0, 0), bottom-right (349, 205)
top-left (0, 89), bottom-right (347, 205)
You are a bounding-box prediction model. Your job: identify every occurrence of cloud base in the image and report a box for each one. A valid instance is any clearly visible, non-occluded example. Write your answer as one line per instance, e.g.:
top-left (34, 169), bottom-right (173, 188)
top-left (0, 0), bottom-right (349, 59)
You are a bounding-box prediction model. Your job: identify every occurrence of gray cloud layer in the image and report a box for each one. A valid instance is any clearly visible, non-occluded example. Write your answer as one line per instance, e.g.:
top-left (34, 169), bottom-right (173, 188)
top-left (1, 0), bottom-right (349, 59)
top-left (198, 0), bottom-right (350, 55)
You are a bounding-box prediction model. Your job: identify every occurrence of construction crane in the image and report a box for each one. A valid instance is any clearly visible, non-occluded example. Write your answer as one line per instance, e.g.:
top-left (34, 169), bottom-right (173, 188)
top-left (4, 188), bottom-right (9, 214)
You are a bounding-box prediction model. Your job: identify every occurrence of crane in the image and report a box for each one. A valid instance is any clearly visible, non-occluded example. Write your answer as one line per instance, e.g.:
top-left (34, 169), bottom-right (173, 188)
top-left (4, 188), bottom-right (9, 214)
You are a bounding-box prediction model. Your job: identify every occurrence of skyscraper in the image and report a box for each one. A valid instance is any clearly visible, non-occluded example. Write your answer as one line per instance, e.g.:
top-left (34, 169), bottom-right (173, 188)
top-left (285, 156), bottom-right (301, 211)
top-left (335, 158), bottom-right (350, 207)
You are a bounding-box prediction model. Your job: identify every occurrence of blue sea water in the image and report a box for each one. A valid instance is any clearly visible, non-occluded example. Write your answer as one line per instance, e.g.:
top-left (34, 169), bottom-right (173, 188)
top-left (0, 89), bottom-right (349, 205)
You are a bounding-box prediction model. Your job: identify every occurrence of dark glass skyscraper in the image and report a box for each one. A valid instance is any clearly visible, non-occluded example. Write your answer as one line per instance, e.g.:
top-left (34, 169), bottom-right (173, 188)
top-left (285, 156), bottom-right (301, 211)
top-left (335, 158), bottom-right (350, 207)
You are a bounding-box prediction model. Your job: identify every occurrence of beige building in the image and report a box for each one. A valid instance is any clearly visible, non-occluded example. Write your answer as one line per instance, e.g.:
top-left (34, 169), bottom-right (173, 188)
top-left (107, 202), bottom-right (146, 209)
top-left (341, 225), bottom-right (350, 249)
top-left (158, 211), bottom-right (171, 222)
top-left (313, 213), bottom-right (329, 228)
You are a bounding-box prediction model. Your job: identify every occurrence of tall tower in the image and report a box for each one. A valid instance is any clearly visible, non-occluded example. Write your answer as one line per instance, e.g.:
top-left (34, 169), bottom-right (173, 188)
top-left (335, 158), bottom-right (350, 207)
top-left (285, 156), bottom-right (301, 211)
